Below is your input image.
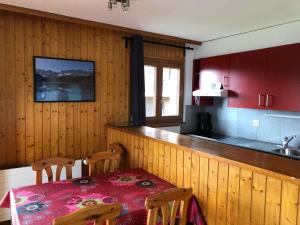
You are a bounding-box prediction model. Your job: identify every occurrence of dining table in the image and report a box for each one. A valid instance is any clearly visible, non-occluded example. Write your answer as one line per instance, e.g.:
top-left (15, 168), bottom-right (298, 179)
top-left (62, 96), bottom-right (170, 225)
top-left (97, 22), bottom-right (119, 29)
top-left (0, 168), bottom-right (205, 225)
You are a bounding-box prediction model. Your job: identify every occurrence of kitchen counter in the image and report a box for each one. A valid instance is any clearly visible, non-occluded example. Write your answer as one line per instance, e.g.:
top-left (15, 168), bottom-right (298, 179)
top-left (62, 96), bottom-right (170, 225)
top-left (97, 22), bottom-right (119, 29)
top-left (109, 125), bottom-right (300, 180)
top-left (186, 134), bottom-right (297, 159)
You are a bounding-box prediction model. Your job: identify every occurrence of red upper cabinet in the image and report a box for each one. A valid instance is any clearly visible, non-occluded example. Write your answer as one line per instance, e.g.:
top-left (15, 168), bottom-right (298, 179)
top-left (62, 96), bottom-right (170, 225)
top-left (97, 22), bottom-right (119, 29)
top-left (199, 55), bottom-right (230, 90)
top-left (192, 55), bottom-right (230, 106)
top-left (265, 43), bottom-right (300, 111)
top-left (228, 49), bottom-right (268, 109)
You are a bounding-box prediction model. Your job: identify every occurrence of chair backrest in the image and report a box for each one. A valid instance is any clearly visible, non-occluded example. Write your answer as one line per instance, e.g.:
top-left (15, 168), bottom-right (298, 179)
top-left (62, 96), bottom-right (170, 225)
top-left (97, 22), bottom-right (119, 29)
top-left (85, 143), bottom-right (125, 176)
top-left (145, 188), bottom-right (193, 225)
top-left (52, 203), bottom-right (122, 225)
top-left (31, 157), bottom-right (75, 185)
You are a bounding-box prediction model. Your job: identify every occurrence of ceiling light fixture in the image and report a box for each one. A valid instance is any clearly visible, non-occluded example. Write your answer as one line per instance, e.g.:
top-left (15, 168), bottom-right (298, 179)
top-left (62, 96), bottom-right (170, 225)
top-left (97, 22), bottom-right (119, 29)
top-left (108, 0), bottom-right (130, 12)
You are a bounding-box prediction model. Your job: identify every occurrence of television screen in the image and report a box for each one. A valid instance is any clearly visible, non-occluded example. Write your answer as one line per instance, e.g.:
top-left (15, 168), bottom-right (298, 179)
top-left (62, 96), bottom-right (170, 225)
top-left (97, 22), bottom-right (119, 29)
top-left (34, 57), bottom-right (95, 102)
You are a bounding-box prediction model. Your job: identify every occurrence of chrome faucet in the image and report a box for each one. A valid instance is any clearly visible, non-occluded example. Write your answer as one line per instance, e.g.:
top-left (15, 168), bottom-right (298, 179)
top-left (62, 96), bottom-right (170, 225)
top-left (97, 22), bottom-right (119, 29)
top-left (281, 135), bottom-right (296, 149)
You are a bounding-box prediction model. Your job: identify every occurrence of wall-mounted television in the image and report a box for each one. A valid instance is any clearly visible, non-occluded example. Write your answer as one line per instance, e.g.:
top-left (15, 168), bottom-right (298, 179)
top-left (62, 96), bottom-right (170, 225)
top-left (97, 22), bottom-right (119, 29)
top-left (34, 57), bottom-right (95, 102)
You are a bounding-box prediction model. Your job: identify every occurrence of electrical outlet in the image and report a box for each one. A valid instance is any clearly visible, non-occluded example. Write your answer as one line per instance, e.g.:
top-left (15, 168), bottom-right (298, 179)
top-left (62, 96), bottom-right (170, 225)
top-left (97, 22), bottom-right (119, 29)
top-left (252, 119), bottom-right (260, 127)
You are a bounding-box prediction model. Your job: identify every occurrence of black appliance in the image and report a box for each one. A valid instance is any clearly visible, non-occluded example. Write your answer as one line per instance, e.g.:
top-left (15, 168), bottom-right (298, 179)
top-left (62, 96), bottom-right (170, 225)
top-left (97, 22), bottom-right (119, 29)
top-left (197, 112), bottom-right (212, 137)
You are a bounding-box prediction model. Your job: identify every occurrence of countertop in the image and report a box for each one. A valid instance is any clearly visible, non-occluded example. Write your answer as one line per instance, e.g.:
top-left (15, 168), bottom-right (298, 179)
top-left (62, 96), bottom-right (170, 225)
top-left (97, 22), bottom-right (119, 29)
top-left (186, 134), bottom-right (297, 158)
top-left (109, 125), bottom-right (300, 179)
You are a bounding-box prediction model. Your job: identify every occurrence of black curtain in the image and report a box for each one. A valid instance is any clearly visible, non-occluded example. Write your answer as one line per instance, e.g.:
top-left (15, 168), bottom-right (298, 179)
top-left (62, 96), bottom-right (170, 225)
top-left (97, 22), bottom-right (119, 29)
top-left (130, 35), bottom-right (146, 126)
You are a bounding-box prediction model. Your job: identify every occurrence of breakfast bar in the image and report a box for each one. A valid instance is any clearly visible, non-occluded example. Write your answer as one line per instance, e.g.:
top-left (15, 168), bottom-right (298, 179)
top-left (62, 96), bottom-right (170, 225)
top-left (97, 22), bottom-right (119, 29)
top-left (108, 125), bottom-right (300, 225)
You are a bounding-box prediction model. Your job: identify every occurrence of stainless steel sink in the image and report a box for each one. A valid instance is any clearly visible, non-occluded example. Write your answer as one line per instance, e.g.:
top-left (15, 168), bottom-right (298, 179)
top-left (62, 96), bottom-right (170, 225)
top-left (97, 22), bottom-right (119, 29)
top-left (272, 148), bottom-right (300, 157)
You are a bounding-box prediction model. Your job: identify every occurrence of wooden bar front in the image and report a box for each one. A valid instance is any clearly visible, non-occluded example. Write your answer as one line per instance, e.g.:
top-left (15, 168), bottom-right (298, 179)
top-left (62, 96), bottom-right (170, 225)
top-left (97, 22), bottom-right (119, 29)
top-left (107, 126), bottom-right (300, 225)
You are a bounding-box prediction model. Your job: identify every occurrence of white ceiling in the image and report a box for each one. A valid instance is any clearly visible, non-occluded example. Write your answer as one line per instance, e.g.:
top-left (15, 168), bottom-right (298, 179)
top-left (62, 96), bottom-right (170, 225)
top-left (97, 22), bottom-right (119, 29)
top-left (1, 0), bottom-right (300, 42)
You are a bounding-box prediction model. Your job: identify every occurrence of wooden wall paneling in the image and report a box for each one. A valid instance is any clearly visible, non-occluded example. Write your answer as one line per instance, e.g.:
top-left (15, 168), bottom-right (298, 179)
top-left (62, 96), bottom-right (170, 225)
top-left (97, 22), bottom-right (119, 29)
top-left (169, 147), bottom-right (177, 185)
top-left (199, 157), bottom-right (209, 219)
top-left (237, 169), bottom-right (252, 225)
top-left (280, 182), bottom-right (299, 225)
top-left (106, 31), bottom-right (114, 124)
top-left (24, 16), bottom-right (35, 164)
top-left (176, 147), bottom-right (184, 188)
top-left (100, 29), bottom-right (108, 151)
top-left (138, 136), bottom-right (144, 169)
top-left (0, 11), bottom-right (187, 168)
top-left (41, 19), bottom-right (51, 159)
top-left (251, 173), bottom-right (267, 225)
top-left (147, 140), bottom-right (154, 174)
top-left (142, 138), bottom-right (149, 171)
top-left (207, 159), bottom-right (218, 225)
top-left (57, 22), bottom-right (66, 157)
top-left (5, 13), bottom-right (17, 166)
top-left (191, 153), bottom-right (200, 204)
top-left (15, 15), bottom-right (26, 166)
top-left (93, 28), bottom-right (101, 153)
top-left (50, 20), bottom-right (59, 158)
top-left (215, 162), bottom-right (229, 225)
top-left (87, 27), bottom-right (95, 156)
top-left (133, 136), bottom-right (139, 169)
top-left (158, 143), bottom-right (164, 179)
top-left (80, 26), bottom-right (88, 159)
top-left (163, 145), bottom-right (170, 183)
top-left (113, 32), bottom-right (120, 123)
top-left (72, 24), bottom-right (81, 159)
top-left (65, 23), bottom-right (74, 158)
top-left (129, 134), bottom-right (135, 169)
top-left (152, 141), bottom-right (159, 176)
top-left (264, 177), bottom-right (281, 225)
top-left (0, 12), bottom-right (6, 168)
top-left (33, 17), bottom-right (43, 162)
top-left (183, 150), bottom-right (191, 188)
top-left (226, 166), bottom-right (240, 225)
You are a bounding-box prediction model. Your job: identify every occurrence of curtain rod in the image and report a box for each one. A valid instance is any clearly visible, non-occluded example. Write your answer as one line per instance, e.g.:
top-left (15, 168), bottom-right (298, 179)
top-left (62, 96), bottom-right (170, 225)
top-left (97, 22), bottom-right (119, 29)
top-left (122, 36), bottom-right (194, 51)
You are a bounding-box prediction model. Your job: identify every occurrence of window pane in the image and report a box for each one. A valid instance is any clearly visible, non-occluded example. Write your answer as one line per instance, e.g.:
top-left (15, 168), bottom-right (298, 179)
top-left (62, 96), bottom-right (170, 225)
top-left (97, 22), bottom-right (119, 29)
top-left (162, 67), bottom-right (180, 116)
top-left (144, 65), bottom-right (157, 117)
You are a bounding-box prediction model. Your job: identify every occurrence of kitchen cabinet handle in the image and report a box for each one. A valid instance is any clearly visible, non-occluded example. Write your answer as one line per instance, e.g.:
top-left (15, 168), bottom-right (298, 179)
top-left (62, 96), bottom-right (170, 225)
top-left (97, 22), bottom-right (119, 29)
top-left (258, 94), bottom-right (265, 106)
top-left (266, 94), bottom-right (273, 107)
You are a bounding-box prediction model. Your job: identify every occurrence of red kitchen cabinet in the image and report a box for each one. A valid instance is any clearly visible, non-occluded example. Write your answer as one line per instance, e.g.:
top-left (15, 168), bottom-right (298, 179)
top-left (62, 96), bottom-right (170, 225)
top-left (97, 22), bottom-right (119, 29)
top-left (228, 49), bottom-right (269, 109)
top-left (265, 43), bottom-right (300, 111)
top-left (192, 55), bottom-right (230, 106)
top-left (199, 55), bottom-right (230, 90)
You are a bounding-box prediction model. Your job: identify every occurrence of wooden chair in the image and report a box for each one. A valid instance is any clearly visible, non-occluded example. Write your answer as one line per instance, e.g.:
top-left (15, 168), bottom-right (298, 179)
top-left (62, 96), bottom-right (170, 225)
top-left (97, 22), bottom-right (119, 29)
top-left (52, 203), bottom-right (122, 225)
top-left (145, 188), bottom-right (193, 225)
top-left (31, 157), bottom-right (75, 185)
top-left (85, 143), bottom-right (125, 176)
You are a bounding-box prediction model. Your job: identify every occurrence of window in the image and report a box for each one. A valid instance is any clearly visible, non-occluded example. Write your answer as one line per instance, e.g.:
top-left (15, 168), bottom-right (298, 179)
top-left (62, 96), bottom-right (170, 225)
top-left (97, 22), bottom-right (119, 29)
top-left (144, 59), bottom-right (184, 127)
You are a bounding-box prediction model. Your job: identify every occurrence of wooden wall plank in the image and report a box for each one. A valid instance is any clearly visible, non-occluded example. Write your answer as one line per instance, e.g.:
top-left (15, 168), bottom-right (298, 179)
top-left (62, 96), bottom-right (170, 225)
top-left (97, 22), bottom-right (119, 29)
top-left (33, 17), bottom-right (43, 162)
top-left (216, 162), bottom-right (228, 225)
top-left (227, 166), bottom-right (240, 225)
top-left (158, 143), bottom-right (164, 179)
top-left (199, 157), bottom-right (209, 219)
top-left (170, 147), bottom-right (177, 185)
top-left (24, 16), bottom-right (35, 164)
top-left (176, 148), bottom-right (184, 188)
top-left (238, 169), bottom-right (252, 225)
top-left (207, 159), bottom-right (219, 225)
top-left (264, 177), bottom-right (281, 225)
top-left (163, 145), bottom-right (170, 183)
top-left (0, 12), bottom-right (6, 168)
top-left (251, 173), bottom-right (267, 225)
top-left (280, 182), bottom-right (299, 225)
top-left (15, 15), bottom-right (26, 166)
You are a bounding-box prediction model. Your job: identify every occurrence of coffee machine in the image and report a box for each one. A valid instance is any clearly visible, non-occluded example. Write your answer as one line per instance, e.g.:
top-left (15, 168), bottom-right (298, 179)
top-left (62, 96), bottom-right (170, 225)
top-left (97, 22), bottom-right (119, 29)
top-left (197, 112), bottom-right (212, 137)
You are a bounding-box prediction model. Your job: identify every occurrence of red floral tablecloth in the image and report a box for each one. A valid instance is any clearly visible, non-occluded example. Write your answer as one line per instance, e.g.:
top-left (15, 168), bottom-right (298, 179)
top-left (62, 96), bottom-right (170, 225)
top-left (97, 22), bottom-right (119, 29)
top-left (0, 168), bottom-right (205, 225)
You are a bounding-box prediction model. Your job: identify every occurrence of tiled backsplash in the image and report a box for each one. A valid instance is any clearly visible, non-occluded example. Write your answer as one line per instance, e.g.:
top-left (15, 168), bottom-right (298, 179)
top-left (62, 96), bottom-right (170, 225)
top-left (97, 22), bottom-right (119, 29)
top-left (183, 98), bottom-right (300, 148)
